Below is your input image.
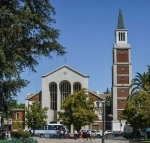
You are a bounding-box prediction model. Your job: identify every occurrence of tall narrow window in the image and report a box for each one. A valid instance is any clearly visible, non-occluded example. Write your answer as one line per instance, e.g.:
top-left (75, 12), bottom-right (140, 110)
top-left (123, 33), bottom-right (125, 41)
top-left (16, 113), bottom-right (19, 120)
top-left (60, 81), bottom-right (71, 108)
top-left (50, 83), bottom-right (57, 110)
top-left (118, 32), bottom-right (121, 41)
top-left (120, 32), bottom-right (123, 41)
top-left (73, 82), bottom-right (81, 92)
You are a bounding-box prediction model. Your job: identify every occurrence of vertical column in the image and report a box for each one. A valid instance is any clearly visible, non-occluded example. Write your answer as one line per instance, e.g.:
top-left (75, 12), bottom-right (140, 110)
top-left (114, 49), bottom-right (117, 64)
top-left (113, 87), bottom-right (117, 120)
top-left (57, 82), bottom-right (60, 111)
top-left (71, 125), bottom-right (73, 133)
top-left (128, 49), bottom-right (131, 64)
top-left (113, 65), bottom-right (117, 85)
top-left (71, 83), bottom-right (73, 94)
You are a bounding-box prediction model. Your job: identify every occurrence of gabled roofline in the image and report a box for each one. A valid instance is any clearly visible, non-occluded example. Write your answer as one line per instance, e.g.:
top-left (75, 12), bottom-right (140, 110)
top-left (88, 91), bottom-right (104, 100)
top-left (11, 109), bottom-right (25, 111)
top-left (41, 64), bottom-right (89, 78)
top-left (25, 91), bottom-right (41, 100)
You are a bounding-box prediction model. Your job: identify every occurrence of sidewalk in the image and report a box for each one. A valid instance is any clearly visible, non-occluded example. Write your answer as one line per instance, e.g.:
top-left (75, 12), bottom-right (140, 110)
top-left (33, 137), bottom-right (129, 143)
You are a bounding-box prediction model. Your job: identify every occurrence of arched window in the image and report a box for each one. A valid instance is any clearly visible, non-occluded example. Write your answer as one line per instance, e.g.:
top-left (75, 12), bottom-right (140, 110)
top-left (49, 83), bottom-right (57, 110)
top-left (60, 81), bottom-right (71, 108)
top-left (73, 82), bottom-right (81, 92)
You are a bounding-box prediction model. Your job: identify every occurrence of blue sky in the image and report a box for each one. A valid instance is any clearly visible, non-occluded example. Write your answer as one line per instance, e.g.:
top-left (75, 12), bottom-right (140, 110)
top-left (17, 0), bottom-right (150, 103)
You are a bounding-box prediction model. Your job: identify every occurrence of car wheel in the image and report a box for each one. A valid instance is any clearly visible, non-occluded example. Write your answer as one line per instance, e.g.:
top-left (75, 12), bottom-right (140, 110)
top-left (97, 134), bottom-right (101, 138)
top-left (40, 134), bottom-right (44, 138)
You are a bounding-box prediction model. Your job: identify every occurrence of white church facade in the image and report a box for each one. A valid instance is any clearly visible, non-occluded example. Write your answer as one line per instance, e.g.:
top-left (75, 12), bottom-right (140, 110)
top-left (41, 64), bottom-right (89, 124)
top-left (25, 64), bottom-right (108, 132)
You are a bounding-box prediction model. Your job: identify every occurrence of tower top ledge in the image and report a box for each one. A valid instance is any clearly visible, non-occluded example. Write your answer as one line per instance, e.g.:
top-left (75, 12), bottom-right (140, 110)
top-left (113, 43), bottom-right (131, 48)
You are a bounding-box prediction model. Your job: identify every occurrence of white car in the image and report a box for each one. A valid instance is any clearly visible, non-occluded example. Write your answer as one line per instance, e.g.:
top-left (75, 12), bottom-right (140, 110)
top-left (95, 131), bottom-right (103, 138)
top-left (104, 130), bottom-right (113, 135)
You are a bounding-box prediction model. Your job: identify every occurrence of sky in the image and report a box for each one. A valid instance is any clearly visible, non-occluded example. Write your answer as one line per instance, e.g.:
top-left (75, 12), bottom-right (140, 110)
top-left (17, 0), bottom-right (150, 103)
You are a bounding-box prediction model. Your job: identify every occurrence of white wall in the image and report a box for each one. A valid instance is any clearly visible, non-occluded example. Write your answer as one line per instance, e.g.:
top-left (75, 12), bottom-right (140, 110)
top-left (41, 66), bottom-right (89, 124)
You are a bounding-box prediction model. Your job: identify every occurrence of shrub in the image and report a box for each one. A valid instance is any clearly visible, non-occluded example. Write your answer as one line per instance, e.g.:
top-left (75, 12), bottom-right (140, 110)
top-left (21, 131), bottom-right (31, 138)
top-left (10, 131), bottom-right (31, 139)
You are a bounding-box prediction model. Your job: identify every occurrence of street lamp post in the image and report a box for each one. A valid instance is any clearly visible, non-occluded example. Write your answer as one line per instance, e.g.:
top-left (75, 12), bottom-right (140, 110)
top-left (101, 100), bottom-right (105, 143)
top-left (96, 100), bottom-right (110, 143)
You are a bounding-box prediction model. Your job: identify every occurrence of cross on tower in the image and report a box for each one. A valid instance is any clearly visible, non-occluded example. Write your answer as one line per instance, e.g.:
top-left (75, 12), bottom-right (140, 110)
top-left (64, 58), bottom-right (67, 64)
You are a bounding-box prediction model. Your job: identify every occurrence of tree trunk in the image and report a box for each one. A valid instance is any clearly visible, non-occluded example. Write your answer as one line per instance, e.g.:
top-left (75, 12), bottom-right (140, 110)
top-left (134, 128), bottom-right (138, 139)
top-left (76, 126), bottom-right (81, 132)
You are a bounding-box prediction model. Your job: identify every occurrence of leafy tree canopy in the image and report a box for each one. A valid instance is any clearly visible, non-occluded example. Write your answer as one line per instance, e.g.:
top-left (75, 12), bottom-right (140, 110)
top-left (105, 95), bottom-right (112, 116)
top-left (130, 72), bottom-right (148, 96)
top-left (0, 99), bottom-right (25, 117)
top-left (120, 91), bottom-right (150, 131)
top-left (57, 89), bottom-right (98, 131)
top-left (25, 101), bottom-right (48, 132)
top-left (0, 0), bottom-right (66, 110)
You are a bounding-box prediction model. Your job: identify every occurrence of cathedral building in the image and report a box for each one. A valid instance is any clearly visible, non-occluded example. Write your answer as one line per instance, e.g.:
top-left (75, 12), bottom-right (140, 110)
top-left (20, 9), bottom-right (132, 132)
top-left (25, 64), bottom-right (109, 132)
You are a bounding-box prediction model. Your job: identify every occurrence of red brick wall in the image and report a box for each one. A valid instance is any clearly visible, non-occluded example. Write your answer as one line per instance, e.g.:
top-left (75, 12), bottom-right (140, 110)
top-left (116, 49), bottom-right (128, 62)
top-left (117, 65), bottom-right (129, 74)
top-left (117, 88), bottom-right (129, 97)
top-left (117, 99), bottom-right (126, 109)
top-left (13, 111), bottom-right (25, 121)
top-left (29, 92), bottom-right (41, 102)
top-left (117, 110), bottom-right (123, 120)
top-left (98, 122), bottom-right (103, 130)
top-left (117, 76), bottom-right (129, 84)
top-left (88, 92), bottom-right (101, 101)
top-left (12, 110), bottom-right (25, 130)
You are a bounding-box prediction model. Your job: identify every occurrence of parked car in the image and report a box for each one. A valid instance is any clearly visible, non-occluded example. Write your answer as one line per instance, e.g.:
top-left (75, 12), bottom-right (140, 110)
top-left (104, 130), bottom-right (114, 135)
top-left (95, 131), bottom-right (102, 138)
top-left (113, 131), bottom-right (123, 136)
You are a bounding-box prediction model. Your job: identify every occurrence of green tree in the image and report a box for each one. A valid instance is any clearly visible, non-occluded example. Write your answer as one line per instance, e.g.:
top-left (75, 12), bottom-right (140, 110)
top-left (129, 72), bottom-right (148, 99)
top-left (147, 65), bottom-right (150, 87)
top-left (12, 119), bottom-right (22, 131)
top-left (57, 89), bottom-right (98, 131)
top-left (17, 103), bottom-right (25, 109)
top-left (103, 88), bottom-right (110, 94)
top-left (0, 0), bottom-right (66, 111)
top-left (25, 101), bottom-right (48, 135)
top-left (120, 91), bottom-right (150, 138)
top-left (1, 99), bottom-right (25, 118)
top-left (105, 95), bottom-right (112, 117)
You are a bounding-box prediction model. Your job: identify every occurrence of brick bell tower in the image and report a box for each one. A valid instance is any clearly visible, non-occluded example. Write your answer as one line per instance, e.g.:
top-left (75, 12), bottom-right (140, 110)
top-left (112, 9), bottom-right (132, 130)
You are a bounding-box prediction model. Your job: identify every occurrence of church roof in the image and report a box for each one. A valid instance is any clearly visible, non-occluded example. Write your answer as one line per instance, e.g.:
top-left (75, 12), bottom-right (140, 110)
top-left (88, 91), bottom-right (104, 100)
top-left (41, 64), bottom-right (89, 78)
top-left (25, 91), bottom-right (41, 100)
top-left (117, 8), bottom-right (125, 29)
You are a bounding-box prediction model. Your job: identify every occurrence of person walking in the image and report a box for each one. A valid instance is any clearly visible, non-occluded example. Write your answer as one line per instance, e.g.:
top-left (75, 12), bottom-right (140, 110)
top-left (79, 130), bottom-right (83, 141)
top-left (87, 130), bottom-right (92, 141)
top-left (74, 129), bottom-right (78, 140)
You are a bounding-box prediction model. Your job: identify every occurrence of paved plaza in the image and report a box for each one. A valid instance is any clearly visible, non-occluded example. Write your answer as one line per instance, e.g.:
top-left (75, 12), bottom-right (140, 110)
top-left (33, 137), bottom-right (130, 143)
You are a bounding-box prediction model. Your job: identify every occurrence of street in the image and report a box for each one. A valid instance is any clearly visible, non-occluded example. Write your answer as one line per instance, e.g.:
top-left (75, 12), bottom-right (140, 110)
top-left (33, 136), bottom-right (130, 143)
